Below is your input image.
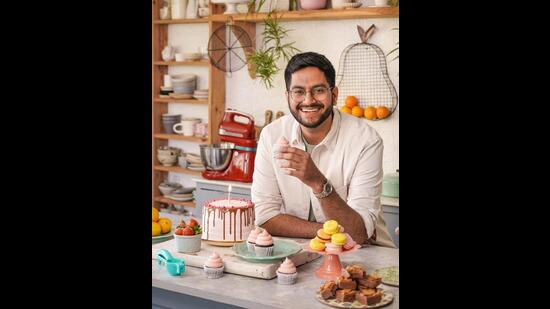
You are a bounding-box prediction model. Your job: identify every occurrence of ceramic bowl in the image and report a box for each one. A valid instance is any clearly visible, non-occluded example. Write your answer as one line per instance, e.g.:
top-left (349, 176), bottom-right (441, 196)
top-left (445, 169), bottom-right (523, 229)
top-left (175, 233), bottom-right (202, 253)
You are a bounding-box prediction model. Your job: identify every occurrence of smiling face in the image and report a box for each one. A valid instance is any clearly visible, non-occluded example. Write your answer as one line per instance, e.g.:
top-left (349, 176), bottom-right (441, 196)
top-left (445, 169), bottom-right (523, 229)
top-left (286, 67), bottom-right (338, 129)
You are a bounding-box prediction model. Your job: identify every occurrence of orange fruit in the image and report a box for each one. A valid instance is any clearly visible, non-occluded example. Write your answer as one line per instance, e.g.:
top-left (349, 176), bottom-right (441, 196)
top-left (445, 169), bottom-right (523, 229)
top-left (345, 96), bottom-right (359, 108)
top-left (340, 106), bottom-right (352, 114)
top-left (364, 106), bottom-right (377, 120)
top-left (376, 106), bottom-right (390, 119)
top-left (351, 106), bottom-right (364, 117)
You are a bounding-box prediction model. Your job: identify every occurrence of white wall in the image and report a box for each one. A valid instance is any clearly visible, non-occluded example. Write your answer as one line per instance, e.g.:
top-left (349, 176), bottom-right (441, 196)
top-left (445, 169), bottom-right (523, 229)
top-left (165, 8), bottom-right (399, 185)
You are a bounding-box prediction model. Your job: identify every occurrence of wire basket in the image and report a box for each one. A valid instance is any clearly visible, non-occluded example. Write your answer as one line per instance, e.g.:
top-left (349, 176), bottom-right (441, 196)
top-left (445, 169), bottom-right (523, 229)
top-left (336, 25), bottom-right (398, 120)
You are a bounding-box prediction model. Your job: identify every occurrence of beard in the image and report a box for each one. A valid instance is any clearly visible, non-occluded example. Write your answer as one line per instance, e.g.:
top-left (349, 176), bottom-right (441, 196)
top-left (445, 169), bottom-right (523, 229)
top-left (288, 99), bottom-right (334, 129)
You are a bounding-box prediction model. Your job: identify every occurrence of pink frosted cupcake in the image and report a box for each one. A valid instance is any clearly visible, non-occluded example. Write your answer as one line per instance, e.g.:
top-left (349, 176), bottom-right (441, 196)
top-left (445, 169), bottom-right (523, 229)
top-left (276, 258), bottom-right (298, 285)
top-left (343, 233), bottom-right (357, 250)
top-left (254, 230), bottom-right (274, 256)
top-left (203, 252), bottom-right (224, 279)
top-left (325, 242), bottom-right (343, 255)
top-left (247, 227), bottom-right (263, 252)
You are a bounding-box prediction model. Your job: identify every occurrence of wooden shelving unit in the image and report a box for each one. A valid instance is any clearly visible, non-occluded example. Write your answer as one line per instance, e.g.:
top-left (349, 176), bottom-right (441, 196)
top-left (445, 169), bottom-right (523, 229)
top-left (154, 61), bottom-right (210, 66)
top-left (154, 134), bottom-right (208, 142)
top-left (153, 97), bottom-right (208, 104)
top-left (152, 1), bottom-right (398, 209)
top-left (154, 165), bottom-right (204, 176)
top-left (154, 196), bottom-right (196, 208)
top-left (209, 7), bottom-right (399, 22)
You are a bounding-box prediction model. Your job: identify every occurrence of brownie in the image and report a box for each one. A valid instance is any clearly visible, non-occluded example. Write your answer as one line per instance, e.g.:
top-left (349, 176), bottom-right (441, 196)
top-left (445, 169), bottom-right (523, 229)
top-left (319, 281), bottom-right (338, 300)
top-left (356, 290), bottom-right (383, 305)
top-left (336, 276), bottom-right (357, 290)
top-left (358, 287), bottom-right (377, 296)
top-left (360, 274), bottom-right (382, 288)
top-left (366, 291), bottom-right (383, 305)
top-left (345, 265), bottom-right (365, 279)
top-left (335, 289), bottom-right (356, 303)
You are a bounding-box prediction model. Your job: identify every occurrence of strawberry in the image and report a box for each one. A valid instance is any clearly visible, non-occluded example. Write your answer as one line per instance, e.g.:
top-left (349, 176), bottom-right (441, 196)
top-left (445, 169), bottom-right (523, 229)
top-left (181, 227), bottom-right (194, 236)
top-left (174, 227), bottom-right (184, 235)
top-left (188, 218), bottom-right (199, 228)
top-left (176, 219), bottom-right (186, 229)
top-left (191, 225), bottom-right (202, 235)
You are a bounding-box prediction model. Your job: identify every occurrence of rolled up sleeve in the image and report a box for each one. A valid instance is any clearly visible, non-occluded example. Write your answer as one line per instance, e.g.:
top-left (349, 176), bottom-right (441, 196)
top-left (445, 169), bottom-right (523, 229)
top-left (346, 137), bottom-right (384, 239)
top-left (251, 130), bottom-right (284, 227)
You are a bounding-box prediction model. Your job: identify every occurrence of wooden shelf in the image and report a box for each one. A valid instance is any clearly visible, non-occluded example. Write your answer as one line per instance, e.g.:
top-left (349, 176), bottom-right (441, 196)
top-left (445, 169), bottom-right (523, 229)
top-left (154, 165), bottom-right (204, 176)
top-left (154, 134), bottom-right (208, 142)
top-left (209, 7), bottom-right (399, 22)
top-left (154, 196), bottom-right (196, 208)
top-left (154, 61), bottom-right (209, 66)
top-left (154, 97), bottom-right (208, 104)
top-left (154, 18), bottom-right (209, 24)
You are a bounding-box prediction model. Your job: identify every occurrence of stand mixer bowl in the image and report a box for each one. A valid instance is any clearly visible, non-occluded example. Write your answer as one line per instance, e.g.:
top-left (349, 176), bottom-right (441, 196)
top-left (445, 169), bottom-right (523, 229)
top-left (199, 143), bottom-right (234, 171)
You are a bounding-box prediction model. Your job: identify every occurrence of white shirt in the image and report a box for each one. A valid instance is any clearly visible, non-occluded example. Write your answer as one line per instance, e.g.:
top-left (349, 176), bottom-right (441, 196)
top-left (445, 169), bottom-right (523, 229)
top-left (251, 109), bottom-right (395, 247)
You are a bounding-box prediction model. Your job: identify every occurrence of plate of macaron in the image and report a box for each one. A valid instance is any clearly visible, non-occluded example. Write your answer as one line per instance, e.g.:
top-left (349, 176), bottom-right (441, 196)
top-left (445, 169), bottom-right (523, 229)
top-left (233, 227), bottom-right (302, 263)
top-left (305, 220), bottom-right (361, 254)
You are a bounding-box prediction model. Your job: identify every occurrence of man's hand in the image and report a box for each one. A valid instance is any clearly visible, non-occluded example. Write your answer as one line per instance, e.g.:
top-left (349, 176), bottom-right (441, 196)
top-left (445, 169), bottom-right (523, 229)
top-left (275, 146), bottom-right (326, 192)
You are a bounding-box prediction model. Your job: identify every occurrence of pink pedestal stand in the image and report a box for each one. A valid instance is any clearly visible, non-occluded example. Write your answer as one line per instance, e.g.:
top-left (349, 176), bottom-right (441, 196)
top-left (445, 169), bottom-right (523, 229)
top-left (303, 244), bottom-right (361, 281)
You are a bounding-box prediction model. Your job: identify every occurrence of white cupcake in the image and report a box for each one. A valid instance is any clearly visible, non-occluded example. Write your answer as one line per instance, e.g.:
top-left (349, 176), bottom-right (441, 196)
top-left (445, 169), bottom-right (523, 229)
top-left (203, 252), bottom-right (224, 279)
top-left (276, 258), bottom-right (298, 285)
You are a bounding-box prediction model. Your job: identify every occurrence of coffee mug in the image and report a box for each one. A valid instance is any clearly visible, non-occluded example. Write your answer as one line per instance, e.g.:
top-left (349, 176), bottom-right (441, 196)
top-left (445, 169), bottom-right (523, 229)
top-left (173, 118), bottom-right (200, 136)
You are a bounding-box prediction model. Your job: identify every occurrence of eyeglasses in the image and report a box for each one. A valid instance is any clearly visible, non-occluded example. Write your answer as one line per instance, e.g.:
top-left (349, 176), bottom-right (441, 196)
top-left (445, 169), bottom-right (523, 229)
top-left (288, 86), bottom-right (333, 103)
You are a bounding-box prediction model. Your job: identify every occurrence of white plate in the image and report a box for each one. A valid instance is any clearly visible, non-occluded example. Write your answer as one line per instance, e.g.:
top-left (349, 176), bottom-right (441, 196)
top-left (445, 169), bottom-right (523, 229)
top-left (193, 96), bottom-right (209, 100)
top-left (164, 195), bottom-right (194, 201)
top-left (187, 165), bottom-right (205, 171)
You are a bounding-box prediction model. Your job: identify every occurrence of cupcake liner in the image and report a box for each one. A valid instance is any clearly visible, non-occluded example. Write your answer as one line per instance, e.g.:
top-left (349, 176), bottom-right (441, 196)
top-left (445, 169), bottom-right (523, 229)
top-left (247, 241), bottom-right (255, 252)
top-left (277, 271), bottom-right (298, 285)
top-left (254, 245), bottom-right (274, 256)
top-left (203, 265), bottom-right (224, 279)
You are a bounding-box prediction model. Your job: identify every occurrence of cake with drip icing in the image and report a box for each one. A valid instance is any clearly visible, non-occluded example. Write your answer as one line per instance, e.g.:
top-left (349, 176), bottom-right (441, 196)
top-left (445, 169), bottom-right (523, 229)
top-left (201, 198), bottom-right (255, 245)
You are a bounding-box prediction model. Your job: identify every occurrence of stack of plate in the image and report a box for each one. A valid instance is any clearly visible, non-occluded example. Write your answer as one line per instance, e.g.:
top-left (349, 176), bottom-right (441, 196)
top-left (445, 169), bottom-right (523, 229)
top-left (193, 89), bottom-right (209, 100)
top-left (184, 52), bottom-right (202, 61)
top-left (171, 74), bottom-right (196, 97)
top-left (186, 153), bottom-right (205, 171)
top-left (165, 187), bottom-right (195, 201)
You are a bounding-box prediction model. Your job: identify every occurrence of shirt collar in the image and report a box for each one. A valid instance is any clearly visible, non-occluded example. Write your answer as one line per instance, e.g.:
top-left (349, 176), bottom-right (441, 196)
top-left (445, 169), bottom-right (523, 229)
top-left (289, 108), bottom-right (340, 152)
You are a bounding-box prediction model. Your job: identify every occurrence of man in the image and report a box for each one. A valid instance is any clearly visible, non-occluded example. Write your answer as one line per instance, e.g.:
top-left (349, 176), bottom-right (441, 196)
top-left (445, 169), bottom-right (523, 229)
top-left (251, 52), bottom-right (395, 247)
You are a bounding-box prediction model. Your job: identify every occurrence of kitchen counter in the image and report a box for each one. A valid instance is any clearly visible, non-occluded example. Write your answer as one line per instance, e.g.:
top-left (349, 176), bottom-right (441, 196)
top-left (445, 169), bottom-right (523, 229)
top-left (152, 241), bottom-right (399, 309)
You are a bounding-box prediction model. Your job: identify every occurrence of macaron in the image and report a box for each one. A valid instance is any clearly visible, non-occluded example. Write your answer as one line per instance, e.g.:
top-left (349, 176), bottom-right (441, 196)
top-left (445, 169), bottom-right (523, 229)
top-left (323, 220), bottom-right (339, 235)
top-left (316, 229), bottom-right (332, 242)
top-left (331, 232), bottom-right (346, 246)
top-left (343, 233), bottom-right (357, 250)
top-left (325, 242), bottom-right (343, 255)
top-left (309, 238), bottom-right (326, 251)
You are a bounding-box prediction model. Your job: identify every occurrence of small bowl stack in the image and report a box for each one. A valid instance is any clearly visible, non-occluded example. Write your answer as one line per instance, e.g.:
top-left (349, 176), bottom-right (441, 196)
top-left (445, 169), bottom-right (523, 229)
top-left (193, 89), bottom-right (209, 100)
top-left (162, 114), bottom-right (181, 134)
top-left (186, 153), bottom-right (205, 171)
top-left (158, 182), bottom-right (182, 195)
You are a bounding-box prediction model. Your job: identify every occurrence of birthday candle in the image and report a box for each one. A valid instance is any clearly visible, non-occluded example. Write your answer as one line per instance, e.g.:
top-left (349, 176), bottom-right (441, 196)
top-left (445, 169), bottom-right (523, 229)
top-left (227, 184), bottom-right (232, 203)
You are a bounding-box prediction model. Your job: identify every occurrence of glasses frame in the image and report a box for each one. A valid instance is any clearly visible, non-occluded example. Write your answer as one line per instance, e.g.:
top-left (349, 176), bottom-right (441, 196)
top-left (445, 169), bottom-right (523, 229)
top-left (287, 85), bottom-right (334, 103)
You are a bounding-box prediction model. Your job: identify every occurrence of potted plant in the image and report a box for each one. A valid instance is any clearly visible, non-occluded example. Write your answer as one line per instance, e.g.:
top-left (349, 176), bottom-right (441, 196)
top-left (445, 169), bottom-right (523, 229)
top-left (245, 1), bottom-right (300, 88)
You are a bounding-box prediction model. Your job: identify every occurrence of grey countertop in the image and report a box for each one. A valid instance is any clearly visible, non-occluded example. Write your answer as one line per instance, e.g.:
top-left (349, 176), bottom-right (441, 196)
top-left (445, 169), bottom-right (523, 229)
top-left (152, 242), bottom-right (399, 309)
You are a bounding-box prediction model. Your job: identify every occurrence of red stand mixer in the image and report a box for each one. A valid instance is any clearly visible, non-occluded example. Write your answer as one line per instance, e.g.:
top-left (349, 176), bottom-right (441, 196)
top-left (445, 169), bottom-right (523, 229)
top-left (200, 109), bottom-right (256, 183)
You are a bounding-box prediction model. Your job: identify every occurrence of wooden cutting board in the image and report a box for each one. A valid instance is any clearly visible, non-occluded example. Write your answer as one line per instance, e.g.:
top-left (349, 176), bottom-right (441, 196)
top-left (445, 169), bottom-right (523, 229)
top-left (152, 237), bottom-right (321, 279)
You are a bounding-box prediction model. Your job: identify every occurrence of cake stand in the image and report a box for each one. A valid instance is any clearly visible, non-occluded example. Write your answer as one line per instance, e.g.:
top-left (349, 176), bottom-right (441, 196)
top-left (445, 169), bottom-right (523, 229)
top-left (302, 244), bottom-right (361, 281)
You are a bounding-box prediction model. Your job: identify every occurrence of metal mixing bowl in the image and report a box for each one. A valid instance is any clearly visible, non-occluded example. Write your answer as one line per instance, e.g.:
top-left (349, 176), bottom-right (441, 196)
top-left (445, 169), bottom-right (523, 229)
top-left (199, 143), bottom-right (234, 171)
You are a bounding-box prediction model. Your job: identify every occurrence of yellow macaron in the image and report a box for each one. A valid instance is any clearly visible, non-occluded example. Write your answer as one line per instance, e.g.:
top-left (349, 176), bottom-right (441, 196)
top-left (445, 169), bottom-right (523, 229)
top-left (323, 220), bottom-right (339, 235)
top-left (316, 229), bottom-right (332, 242)
top-left (310, 238), bottom-right (326, 251)
top-left (331, 233), bottom-right (347, 246)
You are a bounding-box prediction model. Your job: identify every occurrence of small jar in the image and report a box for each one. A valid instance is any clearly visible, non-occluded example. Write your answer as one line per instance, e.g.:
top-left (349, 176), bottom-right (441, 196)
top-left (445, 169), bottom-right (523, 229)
top-left (171, 0), bottom-right (188, 19)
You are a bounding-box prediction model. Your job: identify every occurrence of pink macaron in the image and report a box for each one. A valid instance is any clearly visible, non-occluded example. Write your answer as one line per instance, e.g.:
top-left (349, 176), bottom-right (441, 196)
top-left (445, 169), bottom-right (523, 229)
top-left (343, 233), bottom-right (357, 250)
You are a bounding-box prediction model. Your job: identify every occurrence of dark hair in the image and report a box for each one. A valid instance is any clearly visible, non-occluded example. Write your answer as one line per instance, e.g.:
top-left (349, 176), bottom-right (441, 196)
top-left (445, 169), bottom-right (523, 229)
top-left (284, 52), bottom-right (336, 90)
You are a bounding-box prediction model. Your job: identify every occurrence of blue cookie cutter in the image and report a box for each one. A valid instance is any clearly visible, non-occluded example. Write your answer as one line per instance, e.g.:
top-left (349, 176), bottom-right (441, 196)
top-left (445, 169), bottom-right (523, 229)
top-left (157, 249), bottom-right (185, 276)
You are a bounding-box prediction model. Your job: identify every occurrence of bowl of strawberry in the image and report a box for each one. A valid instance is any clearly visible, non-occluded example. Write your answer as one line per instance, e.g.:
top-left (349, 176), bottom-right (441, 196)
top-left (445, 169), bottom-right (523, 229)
top-left (174, 218), bottom-right (202, 253)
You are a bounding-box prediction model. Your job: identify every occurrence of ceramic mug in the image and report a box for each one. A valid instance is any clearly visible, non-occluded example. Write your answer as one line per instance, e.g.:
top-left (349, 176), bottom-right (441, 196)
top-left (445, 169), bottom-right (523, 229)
top-left (194, 122), bottom-right (208, 137)
top-left (173, 118), bottom-right (200, 136)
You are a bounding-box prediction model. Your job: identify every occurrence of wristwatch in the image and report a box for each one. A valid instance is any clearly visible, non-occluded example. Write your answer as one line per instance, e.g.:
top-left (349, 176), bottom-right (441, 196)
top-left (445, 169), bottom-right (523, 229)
top-left (314, 179), bottom-right (333, 199)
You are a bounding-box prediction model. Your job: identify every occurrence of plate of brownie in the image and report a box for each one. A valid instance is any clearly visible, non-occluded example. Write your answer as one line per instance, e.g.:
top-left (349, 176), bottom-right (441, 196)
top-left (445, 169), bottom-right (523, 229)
top-left (316, 264), bottom-right (394, 308)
